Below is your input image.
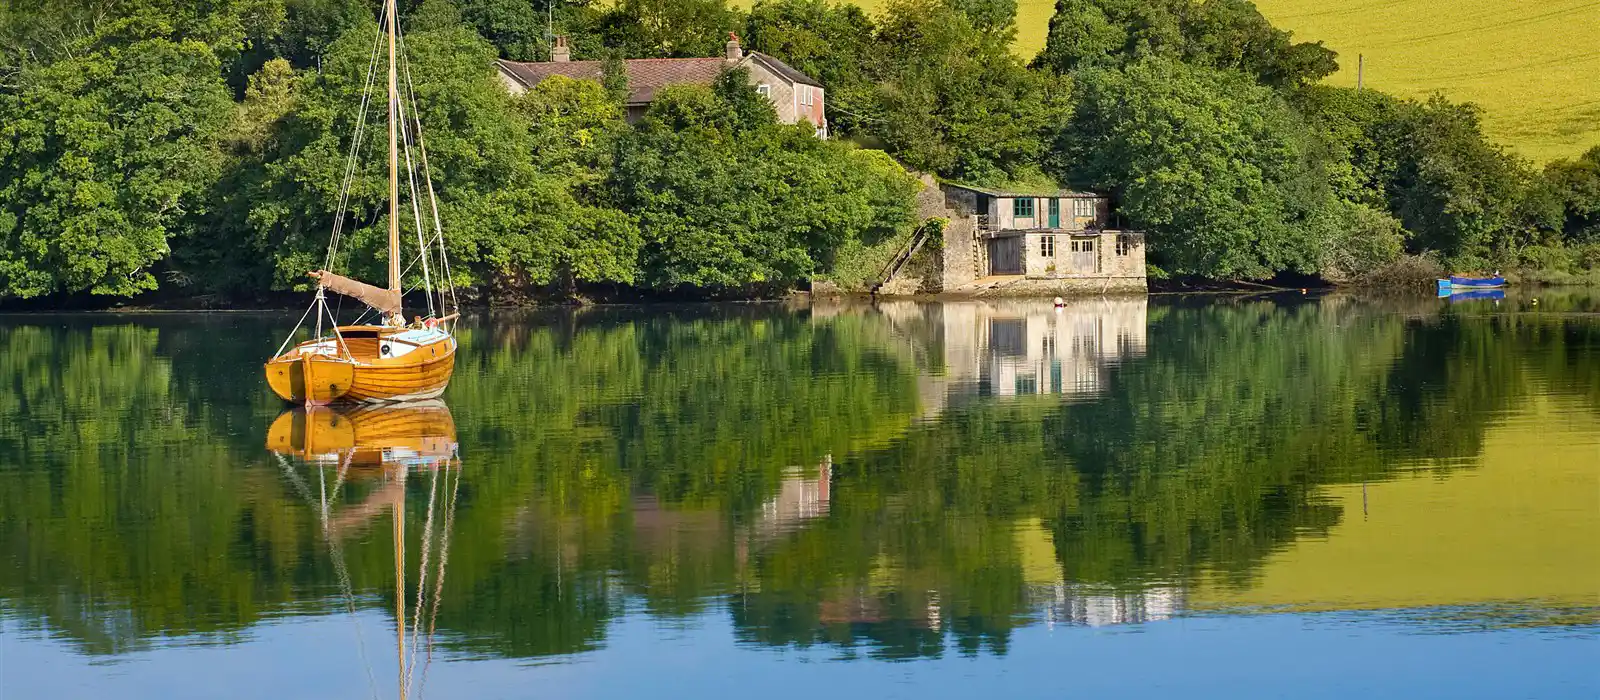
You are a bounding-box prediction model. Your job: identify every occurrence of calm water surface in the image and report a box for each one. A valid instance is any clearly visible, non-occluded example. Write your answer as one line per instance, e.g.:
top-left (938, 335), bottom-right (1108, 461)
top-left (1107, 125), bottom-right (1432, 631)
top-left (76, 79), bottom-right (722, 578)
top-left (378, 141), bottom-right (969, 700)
top-left (2, 294), bottom-right (1597, 698)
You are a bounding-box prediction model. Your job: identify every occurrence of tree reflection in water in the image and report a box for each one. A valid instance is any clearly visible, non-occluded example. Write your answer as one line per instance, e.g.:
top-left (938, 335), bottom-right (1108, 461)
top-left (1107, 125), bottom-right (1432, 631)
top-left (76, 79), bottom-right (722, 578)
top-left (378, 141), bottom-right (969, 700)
top-left (0, 293), bottom-right (1596, 662)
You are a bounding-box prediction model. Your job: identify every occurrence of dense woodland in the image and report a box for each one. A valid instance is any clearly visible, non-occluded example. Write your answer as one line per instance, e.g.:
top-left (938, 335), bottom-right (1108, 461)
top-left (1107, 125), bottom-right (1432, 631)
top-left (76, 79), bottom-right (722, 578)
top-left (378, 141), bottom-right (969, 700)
top-left (2, 0), bottom-right (1600, 303)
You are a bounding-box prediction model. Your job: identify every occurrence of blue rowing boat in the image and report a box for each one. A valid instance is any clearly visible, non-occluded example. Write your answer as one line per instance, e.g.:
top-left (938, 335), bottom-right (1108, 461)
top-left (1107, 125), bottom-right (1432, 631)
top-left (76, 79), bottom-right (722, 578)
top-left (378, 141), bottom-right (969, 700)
top-left (1448, 274), bottom-right (1506, 288)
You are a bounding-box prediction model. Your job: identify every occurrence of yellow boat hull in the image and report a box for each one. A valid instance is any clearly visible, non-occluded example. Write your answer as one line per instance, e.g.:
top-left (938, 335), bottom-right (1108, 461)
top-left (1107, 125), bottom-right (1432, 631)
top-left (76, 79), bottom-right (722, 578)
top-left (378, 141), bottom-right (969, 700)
top-left (265, 326), bottom-right (456, 404)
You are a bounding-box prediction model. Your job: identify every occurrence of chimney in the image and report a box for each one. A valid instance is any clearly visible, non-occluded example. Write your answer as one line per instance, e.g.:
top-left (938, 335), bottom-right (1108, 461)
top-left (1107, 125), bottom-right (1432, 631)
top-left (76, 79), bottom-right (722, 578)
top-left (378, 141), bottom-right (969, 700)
top-left (725, 32), bottom-right (743, 62)
top-left (551, 35), bottom-right (570, 63)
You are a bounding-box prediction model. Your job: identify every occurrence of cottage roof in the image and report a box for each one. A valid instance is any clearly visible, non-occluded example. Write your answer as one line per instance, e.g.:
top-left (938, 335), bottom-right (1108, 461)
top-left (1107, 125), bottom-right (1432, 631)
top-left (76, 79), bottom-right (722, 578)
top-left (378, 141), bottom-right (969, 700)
top-left (749, 52), bottom-right (822, 87)
top-left (943, 181), bottom-right (1101, 198)
top-left (496, 52), bottom-right (820, 106)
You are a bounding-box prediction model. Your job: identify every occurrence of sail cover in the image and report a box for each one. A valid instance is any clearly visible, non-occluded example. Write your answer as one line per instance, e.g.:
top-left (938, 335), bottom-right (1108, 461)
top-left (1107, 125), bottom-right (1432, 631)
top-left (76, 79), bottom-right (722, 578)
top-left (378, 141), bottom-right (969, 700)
top-left (309, 270), bottom-right (402, 316)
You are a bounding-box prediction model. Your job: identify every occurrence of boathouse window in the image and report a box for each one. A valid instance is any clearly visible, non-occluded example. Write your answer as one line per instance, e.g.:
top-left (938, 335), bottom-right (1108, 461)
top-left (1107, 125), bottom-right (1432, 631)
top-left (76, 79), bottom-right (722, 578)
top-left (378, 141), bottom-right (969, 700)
top-left (1013, 198), bottom-right (1034, 218)
top-left (1040, 235), bottom-right (1055, 257)
top-left (1116, 235), bottom-right (1134, 256)
top-left (1072, 198), bottom-right (1096, 218)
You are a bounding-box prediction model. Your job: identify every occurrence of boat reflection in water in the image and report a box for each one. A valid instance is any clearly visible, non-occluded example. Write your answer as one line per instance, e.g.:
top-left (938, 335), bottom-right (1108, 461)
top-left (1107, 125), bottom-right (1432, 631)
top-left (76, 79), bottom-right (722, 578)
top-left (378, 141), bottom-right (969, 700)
top-left (267, 401), bottom-right (461, 700)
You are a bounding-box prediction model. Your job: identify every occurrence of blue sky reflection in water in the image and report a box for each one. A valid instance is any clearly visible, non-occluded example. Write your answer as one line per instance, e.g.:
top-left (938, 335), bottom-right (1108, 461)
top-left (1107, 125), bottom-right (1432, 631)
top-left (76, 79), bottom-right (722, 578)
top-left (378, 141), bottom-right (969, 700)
top-left (0, 293), bottom-right (1596, 699)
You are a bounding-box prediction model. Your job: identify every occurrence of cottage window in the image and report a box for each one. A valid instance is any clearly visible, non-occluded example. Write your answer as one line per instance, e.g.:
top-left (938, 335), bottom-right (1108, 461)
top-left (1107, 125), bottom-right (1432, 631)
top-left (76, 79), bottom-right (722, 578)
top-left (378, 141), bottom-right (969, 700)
top-left (1072, 198), bottom-right (1096, 218)
top-left (798, 85), bottom-right (812, 106)
top-left (1040, 235), bottom-right (1055, 258)
top-left (1116, 235), bottom-right (1134, 256)
top-left (757, 84), bottom-right (771, 97)
top-left (1013, 198), bottom-right (1035, 219)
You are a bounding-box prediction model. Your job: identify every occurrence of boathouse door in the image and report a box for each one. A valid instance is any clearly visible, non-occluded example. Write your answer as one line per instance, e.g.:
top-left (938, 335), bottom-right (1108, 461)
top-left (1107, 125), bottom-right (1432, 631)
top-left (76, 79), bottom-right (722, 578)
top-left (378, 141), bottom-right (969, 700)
top-left (1069, 237), bottom-right (1098, 274)
top-left (988, 237), bottom-right (1023, 275)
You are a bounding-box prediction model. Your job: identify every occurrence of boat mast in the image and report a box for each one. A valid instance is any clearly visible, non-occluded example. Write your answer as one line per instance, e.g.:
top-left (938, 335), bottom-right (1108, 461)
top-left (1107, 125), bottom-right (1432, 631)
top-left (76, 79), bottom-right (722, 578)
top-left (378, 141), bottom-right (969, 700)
top-left (386, 0), bottom-right (402, 317)
top-left (394, 465), bottom-right (407, 700)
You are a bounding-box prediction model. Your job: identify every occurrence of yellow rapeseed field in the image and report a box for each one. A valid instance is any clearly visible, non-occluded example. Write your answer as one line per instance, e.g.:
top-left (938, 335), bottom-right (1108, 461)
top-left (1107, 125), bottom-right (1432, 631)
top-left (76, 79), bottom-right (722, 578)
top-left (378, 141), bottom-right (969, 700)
top-left (1252, 0), bottom-right (1600, 164)
top-left (748, 1), bottom-right (1600, 163)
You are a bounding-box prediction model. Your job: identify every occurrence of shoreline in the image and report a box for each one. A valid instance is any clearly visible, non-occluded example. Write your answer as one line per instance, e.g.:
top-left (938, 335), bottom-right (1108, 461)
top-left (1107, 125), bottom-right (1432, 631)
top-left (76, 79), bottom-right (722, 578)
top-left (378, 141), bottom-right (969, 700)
top-left (4, 276), bottom-right (1595, 315)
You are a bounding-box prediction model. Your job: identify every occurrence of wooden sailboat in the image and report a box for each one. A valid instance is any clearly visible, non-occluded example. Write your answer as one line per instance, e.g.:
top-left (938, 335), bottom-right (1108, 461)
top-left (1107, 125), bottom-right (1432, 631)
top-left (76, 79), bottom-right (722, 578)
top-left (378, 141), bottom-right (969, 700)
top-left (265, 0), bottom-right (458, 405)
top-left (268, 402), bottom-right (461, 700)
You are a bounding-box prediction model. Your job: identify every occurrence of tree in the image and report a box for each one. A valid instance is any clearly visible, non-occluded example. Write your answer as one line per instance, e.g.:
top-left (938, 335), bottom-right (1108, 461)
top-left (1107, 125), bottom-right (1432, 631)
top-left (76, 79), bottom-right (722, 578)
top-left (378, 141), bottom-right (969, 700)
top-left (0, 32), bottom-right (232, 298)
top-left (237, 6), bottom-right (635, 296)
top-left (1289, 85), bottom-right (1403, 209)
top-left (515, 74), bottom-right (641, 288)
top-left (447, 0), bottom-right (606, 61)
top-left (170, 57), bottom-right (301, 294)
top-left (1293, 86), bottom-right (1533, 264)
top-left (1525, 146), bottom-right (1600, 245)
top-left (744, 0), bottom-right (877, 135)
top-left (596, 0), bottom-right (741, 59)
top-left (1058, 58), bottom-right (1334, 279)
top-left (608, 69), bottom-right (919, 291)
top-left (946, 0), bottom-right (1018, 36)
top-left (870, 0), bottom-right (1064, 183)
top-left (1035, 0), bottom-right (1336, 89)
top-left (1381, 96), bottom-right (1529, 263)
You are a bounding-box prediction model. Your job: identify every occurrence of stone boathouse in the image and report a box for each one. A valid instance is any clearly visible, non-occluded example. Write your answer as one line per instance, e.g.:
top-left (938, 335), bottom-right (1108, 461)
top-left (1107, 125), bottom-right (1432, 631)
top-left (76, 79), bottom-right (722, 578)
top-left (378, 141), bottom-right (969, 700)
top-left (936, 182), bottom-right (1146, 294)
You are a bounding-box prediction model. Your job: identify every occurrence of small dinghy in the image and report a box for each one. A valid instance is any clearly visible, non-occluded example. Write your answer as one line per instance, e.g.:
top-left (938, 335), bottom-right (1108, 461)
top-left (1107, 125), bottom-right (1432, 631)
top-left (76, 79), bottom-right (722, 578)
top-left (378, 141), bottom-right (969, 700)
top-left (1446, 274), bottom-right (1506, 288)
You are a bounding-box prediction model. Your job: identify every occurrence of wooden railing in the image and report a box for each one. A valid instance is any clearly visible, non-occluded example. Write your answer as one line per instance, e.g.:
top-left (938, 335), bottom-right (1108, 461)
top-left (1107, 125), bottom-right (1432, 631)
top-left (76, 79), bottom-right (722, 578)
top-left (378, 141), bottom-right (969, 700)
top-left (872, 222), bottom-right (939, 294)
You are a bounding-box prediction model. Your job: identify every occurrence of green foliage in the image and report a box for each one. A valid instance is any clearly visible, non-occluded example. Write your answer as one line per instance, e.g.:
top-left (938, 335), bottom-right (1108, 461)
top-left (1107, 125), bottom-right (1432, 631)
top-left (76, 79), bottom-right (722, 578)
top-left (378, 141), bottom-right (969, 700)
top-left (1382, 97), bottom-right (1531, 262)
top-left (515, 75), bottom-right (642, 286)
top-left (744, 0), bottom-right (877, 133)
top-left (0, 33), bottom-right (232, 298)
top-left (597, 0), bottom-right (741, 58)
top-left (4, 0), bottom-right (1592, 301)
top-left (946, 0), bottom-right (1018, 35)
top-left (869, 0), bottom-right (1065, 183)
top-left (1059, 58), bottom-right (1332, 279)
top-left (610, 72), bottom-right (919, 290)
top-left (1294, 85), bottom-right (1544, 267)
top-left (228, 11), bottom-right (645, 293)
top-left (1035, 0), bottom-right (1336, 89)
top-left (1531, 146), bottom-right (1600, 244)
top-left (1318, 201), bottom-right (1404, 282)
top-left (1289, 85), bottom-right (1403, 209)
top-left (449, 0), bottom-right (606, 61)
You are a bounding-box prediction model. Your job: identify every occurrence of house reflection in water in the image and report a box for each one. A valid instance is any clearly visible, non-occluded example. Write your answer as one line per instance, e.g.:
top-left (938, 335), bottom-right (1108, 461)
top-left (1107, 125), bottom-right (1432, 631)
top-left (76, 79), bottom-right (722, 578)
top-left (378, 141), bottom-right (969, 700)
top-left (751, 457), bottom-right (832, 540)
top-left (625, 458), bottom-right (835, 568)
top-left (1016, 518), bottom-right (1184, 628)
top-left (1035, 584), bottom-right (1185, 628)
top-left (934, 298), bottom-right (1147, 401)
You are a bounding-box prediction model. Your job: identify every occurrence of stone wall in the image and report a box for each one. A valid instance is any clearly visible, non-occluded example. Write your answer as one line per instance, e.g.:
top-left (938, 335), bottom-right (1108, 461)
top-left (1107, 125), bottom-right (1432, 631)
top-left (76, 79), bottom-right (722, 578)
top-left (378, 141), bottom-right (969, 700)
top-left (950, 275), bottom-right (1147, 296)
top-left (1012, 230), bottom-right (1145, 280)
top-left (747, 61), bottom-right (798, 124)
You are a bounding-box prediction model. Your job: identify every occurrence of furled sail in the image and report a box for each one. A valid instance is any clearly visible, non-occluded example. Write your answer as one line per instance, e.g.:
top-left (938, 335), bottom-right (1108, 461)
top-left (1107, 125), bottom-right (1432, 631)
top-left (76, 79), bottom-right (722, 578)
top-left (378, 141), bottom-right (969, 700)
top-left (308, 270), bottom-right (402, 316)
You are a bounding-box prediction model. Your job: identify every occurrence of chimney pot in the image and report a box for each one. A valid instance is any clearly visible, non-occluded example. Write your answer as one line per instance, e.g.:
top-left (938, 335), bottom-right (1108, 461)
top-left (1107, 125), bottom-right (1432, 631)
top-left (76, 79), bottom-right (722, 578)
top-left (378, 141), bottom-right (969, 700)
top-left (552, 35), bottom-right (570, 62)
top-left (725, 32), bottom-right (742, 62)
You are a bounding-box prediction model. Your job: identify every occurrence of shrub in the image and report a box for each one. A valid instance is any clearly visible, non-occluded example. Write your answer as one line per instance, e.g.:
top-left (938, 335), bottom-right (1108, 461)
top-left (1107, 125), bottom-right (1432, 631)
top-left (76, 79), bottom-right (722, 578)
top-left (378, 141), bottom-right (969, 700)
top-left (1352, 254), bottom-right (1445, 291)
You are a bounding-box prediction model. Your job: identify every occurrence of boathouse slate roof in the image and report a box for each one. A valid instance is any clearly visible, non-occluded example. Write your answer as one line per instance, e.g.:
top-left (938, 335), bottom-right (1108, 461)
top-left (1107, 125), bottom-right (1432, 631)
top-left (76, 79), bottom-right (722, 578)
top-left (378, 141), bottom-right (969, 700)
top-left (942, 181), bottom-right (1101, 198)
top-left (496, 52), bottom-right (820, 106)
